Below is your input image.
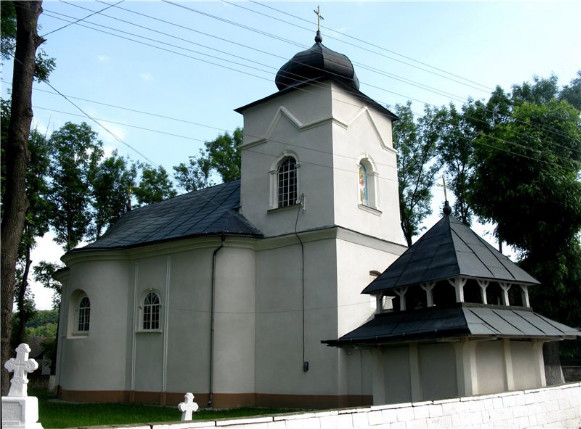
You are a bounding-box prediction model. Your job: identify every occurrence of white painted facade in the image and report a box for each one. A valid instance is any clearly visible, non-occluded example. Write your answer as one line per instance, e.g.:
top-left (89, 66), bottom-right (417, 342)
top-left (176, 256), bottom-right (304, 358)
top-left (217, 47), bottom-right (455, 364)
top-left (55, 78), bottom-right (407, 408)
top-left (370, 339), bottom-right (547, 406)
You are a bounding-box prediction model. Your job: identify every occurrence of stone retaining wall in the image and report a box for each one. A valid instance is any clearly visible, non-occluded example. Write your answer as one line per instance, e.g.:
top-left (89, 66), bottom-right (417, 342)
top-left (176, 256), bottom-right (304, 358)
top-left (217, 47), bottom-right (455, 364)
top-left (106, 383), bottom-right (580, 429)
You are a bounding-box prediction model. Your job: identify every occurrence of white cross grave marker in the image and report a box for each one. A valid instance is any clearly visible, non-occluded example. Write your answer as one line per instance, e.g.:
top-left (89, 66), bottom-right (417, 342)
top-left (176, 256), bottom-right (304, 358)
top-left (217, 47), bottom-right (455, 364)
top-left (5, 343), bottom-right (38, 397)
top-left (178, 392), bottom-right (199, 421)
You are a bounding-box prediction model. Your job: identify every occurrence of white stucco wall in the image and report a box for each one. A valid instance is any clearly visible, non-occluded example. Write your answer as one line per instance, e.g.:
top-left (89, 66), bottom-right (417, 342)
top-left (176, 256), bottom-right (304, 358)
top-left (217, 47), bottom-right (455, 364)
top-left (254, 235), bottom-right (340, 397)
top-left (330, 84), bottom-right (403, 245)
top-left (239, 82), bottom-right (405, 247)
top-left (240, 84), bottom-right (336, 238)
top-left (369, 338), bottom-right (550, 407)
top-left (212, 244), bottom-right (256, 394)
top-left (57, 257), bottom-right (130, 392)
top-left (164, 248), bottom-right (213, 394)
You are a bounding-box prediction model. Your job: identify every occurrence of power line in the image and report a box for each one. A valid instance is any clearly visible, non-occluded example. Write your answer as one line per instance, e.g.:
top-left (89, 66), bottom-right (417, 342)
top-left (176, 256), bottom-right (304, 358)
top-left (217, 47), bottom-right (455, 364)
top-left (42, 79), bottom-right (158, 166)
top-left (250, 0), bottom-right (493, 92)
top-left (34, 105), bottom-right (207, 143)
top-left (222, 0), bottom-right (491, 94)
top-left (153, 1), bottom-right (578, 145)
top-left (33, 5), bottom-right (581, 167)
top-left (41, 0), bottom-right (124, 37)
top-left (48, 1), bottom-right (577, 146)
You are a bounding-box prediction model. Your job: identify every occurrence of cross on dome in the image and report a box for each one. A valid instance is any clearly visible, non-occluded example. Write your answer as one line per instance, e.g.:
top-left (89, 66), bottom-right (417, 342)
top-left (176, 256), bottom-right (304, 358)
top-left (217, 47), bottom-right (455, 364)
top-left (313, 6), bottom-right (324, 43)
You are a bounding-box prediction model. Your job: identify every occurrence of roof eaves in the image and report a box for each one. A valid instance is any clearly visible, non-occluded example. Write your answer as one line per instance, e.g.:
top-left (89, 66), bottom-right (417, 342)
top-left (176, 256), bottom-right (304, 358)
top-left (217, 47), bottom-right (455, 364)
top-left (235, 77), bottom-right (398, 121)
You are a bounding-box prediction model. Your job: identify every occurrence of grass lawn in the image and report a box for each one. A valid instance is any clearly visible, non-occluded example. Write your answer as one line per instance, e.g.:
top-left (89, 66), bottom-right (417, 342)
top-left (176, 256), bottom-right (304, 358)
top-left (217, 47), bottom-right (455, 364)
top-left (33, 389), bottom-right (302, 428)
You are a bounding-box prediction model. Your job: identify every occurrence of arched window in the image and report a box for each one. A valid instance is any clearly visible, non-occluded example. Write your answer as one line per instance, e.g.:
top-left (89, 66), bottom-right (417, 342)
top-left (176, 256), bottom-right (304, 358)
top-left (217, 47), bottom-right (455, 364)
top-left (77, 296), bottom-right (91, 332)
top-left (278, 157), bottom-right (297, 208)
top-left (143, 292), bottom-right (161, 330)
top-left (358, 158), bottom-right (377, 209)
top-left (359, 163), bottom-right (369, 205)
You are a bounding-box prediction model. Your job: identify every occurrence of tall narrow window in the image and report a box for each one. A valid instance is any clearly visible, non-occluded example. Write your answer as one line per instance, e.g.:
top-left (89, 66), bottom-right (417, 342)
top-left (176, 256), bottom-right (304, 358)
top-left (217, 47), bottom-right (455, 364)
top-left (278, 157), bottom-right (297, 208)
top-left (359, 163), bottom-right (369, 205)
top-left (143, 292), bottom-right (160, 330)
top-left (78, 297), bottom-right (91, 332)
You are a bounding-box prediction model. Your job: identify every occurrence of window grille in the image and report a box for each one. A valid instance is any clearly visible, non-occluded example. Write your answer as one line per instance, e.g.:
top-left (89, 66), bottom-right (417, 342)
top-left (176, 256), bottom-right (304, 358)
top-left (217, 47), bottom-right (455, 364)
top-left (143, 292), bottom-right (160, 330)
top-left (278, 158), bottom-right (297, 208)
top-left (78, 297), bottom-right (91, 332)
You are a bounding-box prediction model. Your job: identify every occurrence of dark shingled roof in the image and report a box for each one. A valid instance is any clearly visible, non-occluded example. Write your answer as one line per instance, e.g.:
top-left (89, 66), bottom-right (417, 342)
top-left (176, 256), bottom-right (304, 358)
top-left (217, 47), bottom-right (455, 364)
top-left (72, 180), bottom-right (262, 252)
top-left (362, 214), bottom-right (540, 295)
top-left (323, 304), bottom-right (580, 346)
top-left (275, 32), bottom-right (360, 91)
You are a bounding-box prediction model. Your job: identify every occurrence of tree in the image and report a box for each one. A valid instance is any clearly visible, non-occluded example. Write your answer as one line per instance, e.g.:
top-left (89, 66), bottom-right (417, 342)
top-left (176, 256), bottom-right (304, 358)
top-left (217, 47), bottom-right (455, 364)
top-left (89, 152), bottom-right (136, 239)
top-left (12, 129), bottom-right (52, 346)
top-left (434, 102), bottom-right (478, 225)
top-left (133, 164), bottom-right (177, 206)
top-left (173, 152), bottom-right (212, 192)
top-left (1, 1), bottom-right (55, 81)
top-left (469, 89), bottom-right (581, 346)
top-left (559, 71), bottom-right (581, 110)
top-left (470, 102), bottom-right (581, 255)
top-left (393, 102), bottom-right (440, 246)
top-left (33, 261), bottom-right (63, 309)
top-left (48, 122), bottom-right (104, 251)
top-left (1, 0), bottom-right (46, 396)
top-left (174, 128), bottom-right (242, 192)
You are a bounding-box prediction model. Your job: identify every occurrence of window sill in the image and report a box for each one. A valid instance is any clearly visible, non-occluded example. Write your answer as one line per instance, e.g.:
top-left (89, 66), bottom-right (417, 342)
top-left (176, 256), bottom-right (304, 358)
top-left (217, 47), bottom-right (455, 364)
top-left (70, 331), bottom-right (89, 338)
top-left (358, 204), bottom-right (382, 216)
top-left (268, 203), bottom-right (301, 213)
top-left (136, 329), bottom-right (163, 334)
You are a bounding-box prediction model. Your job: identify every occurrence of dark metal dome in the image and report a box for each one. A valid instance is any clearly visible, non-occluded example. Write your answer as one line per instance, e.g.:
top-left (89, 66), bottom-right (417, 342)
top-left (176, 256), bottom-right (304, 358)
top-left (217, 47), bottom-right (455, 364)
top-left (275, 31), bottom-right (360, 91)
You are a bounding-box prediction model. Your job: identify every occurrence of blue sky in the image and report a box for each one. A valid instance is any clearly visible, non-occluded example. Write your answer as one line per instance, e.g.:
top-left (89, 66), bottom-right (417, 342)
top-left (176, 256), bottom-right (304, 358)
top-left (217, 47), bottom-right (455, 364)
top-left (3, 0), bottom-right (580, 309)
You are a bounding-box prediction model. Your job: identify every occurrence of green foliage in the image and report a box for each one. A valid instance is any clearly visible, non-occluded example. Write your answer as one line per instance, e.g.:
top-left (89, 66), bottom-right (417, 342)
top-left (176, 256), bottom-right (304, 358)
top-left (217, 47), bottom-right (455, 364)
top-left (206, 127), bottom-right (242, 183)
top-left (133, 164), bottom-right (177, 206)
top-left (0, 1), bottom-right (16, 60)
top-left (433, 102), bottom-right (478, 224)
top-left (393, 102), bottom-right (440, 246)
top-left (511, 74), bottom-right (559, 107)
top-left (89, 151), bottom-right (137, 238)
top-left (33, 262), bottom-right (63, 308)
top-left (174, 128), bottom-right (242, 192)
top-left (559, 71), bottom-right (581, 110)
top-left (48, 122), bottom-right (104, 251)
top-left (1, 1), bottom-right (55, 82)
top-left (470, 99), bottom-right (581, 255)
top-left (25, 309), bottom-right (59, 328)
top-left (467, 74), bottom-right (581, 342)
top-left (26, 322), bottom-right (57, 338)
top-left (173, 153), bottom-right (212, 192)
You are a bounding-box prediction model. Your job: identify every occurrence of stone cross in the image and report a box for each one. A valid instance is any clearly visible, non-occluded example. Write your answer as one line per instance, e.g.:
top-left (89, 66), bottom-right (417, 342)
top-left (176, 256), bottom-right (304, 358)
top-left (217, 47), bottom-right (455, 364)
top-left (178, 392), bottom-right (199, 421)
top-left (4, 343), bottom-right (38, 397)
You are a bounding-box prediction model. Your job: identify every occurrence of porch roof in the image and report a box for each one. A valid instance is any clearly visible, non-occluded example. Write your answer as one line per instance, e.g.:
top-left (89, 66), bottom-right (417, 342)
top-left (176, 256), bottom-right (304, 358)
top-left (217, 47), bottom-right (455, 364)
top-left (323, 303), bottom-right (580, 347)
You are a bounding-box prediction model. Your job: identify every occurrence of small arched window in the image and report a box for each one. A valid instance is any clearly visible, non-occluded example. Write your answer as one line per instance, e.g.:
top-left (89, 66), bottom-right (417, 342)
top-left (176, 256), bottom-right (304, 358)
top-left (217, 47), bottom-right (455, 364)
top-left (358, 158), bottom-right (377, 209)
top-left (78, 296), bottom-right (91, 332)
top-left (359, 163), bottom-right (369, 206)
top-left (143, 292), bottom-right (161, 330)
top-left (278, 157), bottom-right (297, 208)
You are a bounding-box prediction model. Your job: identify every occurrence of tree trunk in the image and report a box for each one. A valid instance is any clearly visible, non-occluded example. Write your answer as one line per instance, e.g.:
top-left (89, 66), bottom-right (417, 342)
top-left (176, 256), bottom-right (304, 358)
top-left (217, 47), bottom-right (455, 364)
top-left (1, 0), bottom-right (44, 396)
top-left (543, 341), bottom-right (565, 385)
top-left (15, 244), bottom-right (33, 346)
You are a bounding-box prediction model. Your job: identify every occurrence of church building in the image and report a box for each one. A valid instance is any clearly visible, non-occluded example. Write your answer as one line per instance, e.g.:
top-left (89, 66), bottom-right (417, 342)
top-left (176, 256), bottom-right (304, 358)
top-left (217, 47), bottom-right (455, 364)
top-left (54, 29), bottom-right (408, 408)
top-left (54, 28), bottom-right (579, 410)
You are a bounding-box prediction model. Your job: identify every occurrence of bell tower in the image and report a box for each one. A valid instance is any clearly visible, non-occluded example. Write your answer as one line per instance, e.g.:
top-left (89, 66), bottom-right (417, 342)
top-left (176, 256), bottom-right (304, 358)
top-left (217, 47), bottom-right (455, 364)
top-left (236, 31), bottom-right (404, 246)
top-left (236, 28), bottom-right (407, 408)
